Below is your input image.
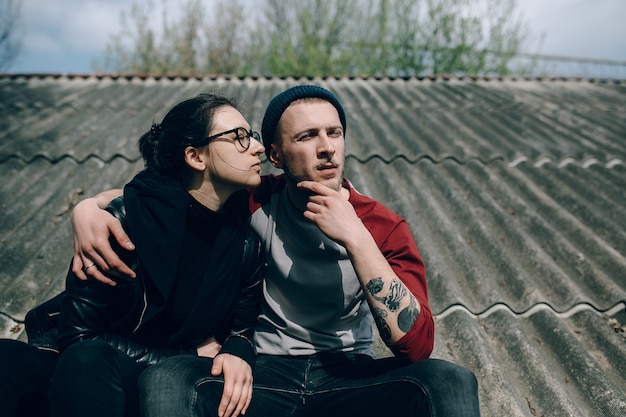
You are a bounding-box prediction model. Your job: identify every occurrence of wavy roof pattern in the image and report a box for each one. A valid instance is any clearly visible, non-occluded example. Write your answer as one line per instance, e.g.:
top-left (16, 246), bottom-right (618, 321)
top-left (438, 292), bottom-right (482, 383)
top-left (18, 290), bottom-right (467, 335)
top-left (1, 74), bottom-right (624, 417)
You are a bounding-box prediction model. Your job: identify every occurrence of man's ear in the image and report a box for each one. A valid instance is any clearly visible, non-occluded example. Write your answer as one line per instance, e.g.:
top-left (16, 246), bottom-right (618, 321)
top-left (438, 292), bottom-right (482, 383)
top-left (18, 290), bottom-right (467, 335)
top-left (184, 146), bottom-right (206, 172)
top-left (269, 144), bottom-right (283, 168)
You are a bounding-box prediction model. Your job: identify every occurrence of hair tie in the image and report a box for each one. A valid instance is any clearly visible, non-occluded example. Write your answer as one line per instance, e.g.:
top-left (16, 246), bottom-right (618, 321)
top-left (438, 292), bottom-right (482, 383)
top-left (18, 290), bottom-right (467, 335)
top-left (150, 123), bottom-right (162, 141)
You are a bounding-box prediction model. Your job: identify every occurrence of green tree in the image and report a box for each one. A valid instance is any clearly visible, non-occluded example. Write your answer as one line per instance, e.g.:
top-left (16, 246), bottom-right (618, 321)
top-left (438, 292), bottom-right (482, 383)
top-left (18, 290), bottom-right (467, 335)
top-left (96, 0), bottom-right (251, 75)
top-left (257, 0), bottom-right (359, 77)
top-left (96, 0), bottom-right (531, 77)
top-left (204, 0), bottom-right (248, 74)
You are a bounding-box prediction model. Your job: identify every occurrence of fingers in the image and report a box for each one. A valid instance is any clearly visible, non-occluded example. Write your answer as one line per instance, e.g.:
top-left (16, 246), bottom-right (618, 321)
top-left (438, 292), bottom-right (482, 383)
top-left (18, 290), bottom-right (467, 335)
top-left (110, 221), bottom-right (135, 252)
top-left (213, 355), bottom-right (253, 417)
top-left (95, 219), bottom-right (136, 279)
top-left (71, 252), bottom-right (118, 286)
top-left (84, 254), bottom-right (118, 286)
top-left (71, 252), bottom-right (88, 281)
top-left (219, 376), bottom-right (252, 417)
top-left (70, 198), bottom-right (136, 284)
top-left (297, 180), bottom-right (332, 195)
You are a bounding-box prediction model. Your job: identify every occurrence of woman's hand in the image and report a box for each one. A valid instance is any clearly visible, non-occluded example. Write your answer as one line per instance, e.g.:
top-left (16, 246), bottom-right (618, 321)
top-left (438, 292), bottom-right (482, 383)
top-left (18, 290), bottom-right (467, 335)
top-left (71, 197), bottom-right (136, 285)
top-left (196, 337), bottom-right (222, 358)
top-left (211, 353), bottom-right (253, 417)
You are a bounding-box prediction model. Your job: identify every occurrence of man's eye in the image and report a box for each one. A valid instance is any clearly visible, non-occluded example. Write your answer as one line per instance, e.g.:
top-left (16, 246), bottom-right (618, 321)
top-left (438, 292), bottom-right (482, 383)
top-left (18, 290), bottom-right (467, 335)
top-left (297, 133), bottom-right (314, 141)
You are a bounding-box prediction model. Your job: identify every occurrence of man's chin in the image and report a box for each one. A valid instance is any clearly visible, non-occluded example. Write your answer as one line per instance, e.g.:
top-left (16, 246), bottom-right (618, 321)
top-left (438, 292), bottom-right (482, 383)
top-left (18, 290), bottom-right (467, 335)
top-left (319, 177), bottom-right (342, 191)
top-left (284, 168), bottom-right (342, 191)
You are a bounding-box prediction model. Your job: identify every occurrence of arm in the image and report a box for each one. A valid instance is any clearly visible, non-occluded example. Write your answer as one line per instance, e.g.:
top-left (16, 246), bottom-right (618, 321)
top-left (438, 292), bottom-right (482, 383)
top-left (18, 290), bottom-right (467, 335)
top-left (219, 228), bottom-right (264, 365)
top-left (71, 190), bottom-right (136, 285)
top-left (298, 181), bottom-right (433, 362)
top-left (57, 272), bottom-right (195, 366)
top-left (211, 228), bottom-right (265, 417)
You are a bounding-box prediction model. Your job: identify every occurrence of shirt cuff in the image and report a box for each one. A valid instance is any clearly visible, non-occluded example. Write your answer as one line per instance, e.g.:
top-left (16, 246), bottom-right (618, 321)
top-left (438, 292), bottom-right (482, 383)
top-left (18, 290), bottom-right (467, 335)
top-left (221, 334), bottom-right (256, 367)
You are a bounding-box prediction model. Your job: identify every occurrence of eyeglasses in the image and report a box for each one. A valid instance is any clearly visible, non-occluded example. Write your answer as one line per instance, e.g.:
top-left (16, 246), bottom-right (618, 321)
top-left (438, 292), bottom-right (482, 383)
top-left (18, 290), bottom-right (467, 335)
top-left (203, 127), bottom-right (261, 150)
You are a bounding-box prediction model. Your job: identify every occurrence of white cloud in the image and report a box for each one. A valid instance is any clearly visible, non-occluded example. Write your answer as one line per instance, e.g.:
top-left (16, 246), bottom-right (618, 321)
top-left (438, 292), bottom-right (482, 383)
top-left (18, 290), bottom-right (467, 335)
top-left (21, 0), bottom-right (125, 54)
top-left (518, 0), bottom-right (626, 60)
top-left (22, 32), bottom-right (61, 54)
top-left (59, 2), bottom-right (122, 51)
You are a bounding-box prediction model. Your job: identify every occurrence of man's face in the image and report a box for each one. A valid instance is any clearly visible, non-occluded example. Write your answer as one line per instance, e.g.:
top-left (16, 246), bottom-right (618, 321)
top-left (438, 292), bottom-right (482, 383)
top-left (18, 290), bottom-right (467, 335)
top-left (270, 100), bottom-right (345, 191)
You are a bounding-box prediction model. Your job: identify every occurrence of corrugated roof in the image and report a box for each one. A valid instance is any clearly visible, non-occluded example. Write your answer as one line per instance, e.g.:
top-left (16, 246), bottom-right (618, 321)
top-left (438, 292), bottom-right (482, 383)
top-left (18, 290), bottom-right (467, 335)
top-left (1, 74), bottom-right (624, 417)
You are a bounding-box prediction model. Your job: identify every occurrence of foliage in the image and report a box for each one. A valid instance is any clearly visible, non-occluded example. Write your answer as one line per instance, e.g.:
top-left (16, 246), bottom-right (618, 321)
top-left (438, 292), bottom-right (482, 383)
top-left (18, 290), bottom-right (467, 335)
top-left (96, 0), bottom-right (531, 77)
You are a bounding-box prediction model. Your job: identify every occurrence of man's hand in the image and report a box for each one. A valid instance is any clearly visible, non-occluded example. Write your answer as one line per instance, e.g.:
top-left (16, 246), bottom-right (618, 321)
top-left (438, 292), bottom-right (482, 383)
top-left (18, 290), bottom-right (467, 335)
top-left (71, 198), bottom-right (136, 285)
top-left (211, 353), bottom-right (253, 417)
top-left (297, 180), bottom-right (366, 248)
top-left (298, 181), bottom-right (422, 345)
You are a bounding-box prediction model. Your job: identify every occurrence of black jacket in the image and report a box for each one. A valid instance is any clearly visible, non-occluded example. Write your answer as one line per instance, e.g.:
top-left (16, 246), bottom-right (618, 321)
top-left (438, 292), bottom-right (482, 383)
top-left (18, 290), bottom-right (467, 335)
top-left (26, 196), bottom-right (265, 368)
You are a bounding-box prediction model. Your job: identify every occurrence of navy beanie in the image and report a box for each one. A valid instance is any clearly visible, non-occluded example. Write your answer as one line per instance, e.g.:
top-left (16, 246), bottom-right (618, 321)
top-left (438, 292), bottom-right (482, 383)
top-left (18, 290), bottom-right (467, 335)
top-left (261, 85), bottom-right (347, 157)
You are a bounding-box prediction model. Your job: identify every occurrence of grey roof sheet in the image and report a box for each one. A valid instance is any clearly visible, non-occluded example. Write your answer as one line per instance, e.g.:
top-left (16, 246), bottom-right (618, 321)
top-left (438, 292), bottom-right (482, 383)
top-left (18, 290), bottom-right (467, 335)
top-left (1, 74), bottom-right (625, 417)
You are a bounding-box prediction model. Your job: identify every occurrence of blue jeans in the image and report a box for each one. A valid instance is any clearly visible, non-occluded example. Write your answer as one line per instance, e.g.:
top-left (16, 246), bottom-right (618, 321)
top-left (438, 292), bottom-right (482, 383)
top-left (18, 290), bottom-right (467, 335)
top-left (140, 353), bottom-right (480, 417)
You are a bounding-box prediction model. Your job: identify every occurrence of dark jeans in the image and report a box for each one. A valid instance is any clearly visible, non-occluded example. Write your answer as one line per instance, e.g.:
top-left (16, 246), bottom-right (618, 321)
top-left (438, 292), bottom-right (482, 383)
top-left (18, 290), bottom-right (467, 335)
top-left (0, 339), bottom-right (58, 417)
top-left (49, 339), bottom-right (145, 417)
top-left (140, 353), bottom-right (480, 417)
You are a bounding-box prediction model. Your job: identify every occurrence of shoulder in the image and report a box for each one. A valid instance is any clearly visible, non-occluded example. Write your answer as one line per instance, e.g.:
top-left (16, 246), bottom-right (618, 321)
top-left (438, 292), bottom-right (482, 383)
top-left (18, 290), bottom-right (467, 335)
top-left (346, 180), bottom-right (413, 250)
top-left (347, 180), bottom-right (404, 225)
top-left (248, 174), bottom-right (287, 213)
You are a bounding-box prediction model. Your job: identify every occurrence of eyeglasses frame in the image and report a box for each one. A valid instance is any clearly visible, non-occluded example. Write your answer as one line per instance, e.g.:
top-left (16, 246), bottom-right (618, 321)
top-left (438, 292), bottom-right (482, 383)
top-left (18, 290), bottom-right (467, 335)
top-left (202, 127), bottom-right (261, 150)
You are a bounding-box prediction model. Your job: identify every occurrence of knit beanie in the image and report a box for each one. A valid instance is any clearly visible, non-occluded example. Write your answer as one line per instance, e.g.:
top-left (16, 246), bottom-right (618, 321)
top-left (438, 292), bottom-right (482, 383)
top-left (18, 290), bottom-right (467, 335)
top-left (261, 85), bottom-right (347, 157)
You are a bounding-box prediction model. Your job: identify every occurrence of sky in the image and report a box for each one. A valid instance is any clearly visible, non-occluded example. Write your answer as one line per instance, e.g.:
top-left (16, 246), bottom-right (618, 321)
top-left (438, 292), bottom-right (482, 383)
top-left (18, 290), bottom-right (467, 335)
top-left (6, 0), bottom-right (626, 74)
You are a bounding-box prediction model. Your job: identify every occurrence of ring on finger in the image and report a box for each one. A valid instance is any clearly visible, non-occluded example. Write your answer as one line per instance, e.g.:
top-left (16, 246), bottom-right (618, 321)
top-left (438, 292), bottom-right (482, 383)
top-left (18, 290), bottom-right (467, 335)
top-left (84, 262), bottom-right (96, 271)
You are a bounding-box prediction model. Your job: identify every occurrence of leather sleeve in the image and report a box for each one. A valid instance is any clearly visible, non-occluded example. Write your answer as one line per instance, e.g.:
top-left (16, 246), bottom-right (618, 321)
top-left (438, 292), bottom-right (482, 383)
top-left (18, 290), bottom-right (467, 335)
top-left (24, 292), bottom-right (64, 352)
top-left (55, 196), bottom-right (195, 366)
top-left (219, 227), bottom-right (265, 367)
top-left (23, 197), bottom-right (131, 351)
top-left (57, 268), bottom-right (195, 366)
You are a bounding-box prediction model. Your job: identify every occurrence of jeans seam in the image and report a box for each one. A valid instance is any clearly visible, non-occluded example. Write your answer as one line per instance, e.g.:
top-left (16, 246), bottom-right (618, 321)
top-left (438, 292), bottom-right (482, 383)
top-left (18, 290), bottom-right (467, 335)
top-left (304, 377), bottom-right (434, 417)
top-left (190, 384), bottom-right (198, 416)
top-left (194, 377), bottom-right (224, 415)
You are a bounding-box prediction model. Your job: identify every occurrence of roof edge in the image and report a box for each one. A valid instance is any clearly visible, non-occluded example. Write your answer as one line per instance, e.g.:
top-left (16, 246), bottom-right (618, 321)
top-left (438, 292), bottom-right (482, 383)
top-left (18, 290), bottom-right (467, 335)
top-left (0, 73), bottom-right (624, 84)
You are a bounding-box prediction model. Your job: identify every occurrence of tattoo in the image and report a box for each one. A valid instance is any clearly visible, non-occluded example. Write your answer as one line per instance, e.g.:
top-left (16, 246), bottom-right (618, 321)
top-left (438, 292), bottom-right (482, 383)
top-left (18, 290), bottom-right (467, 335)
top-left (398, 296), bottom-right (420, 332)
top-left (367, 277), bottom-right (415, 337)
top-left (385, 279), bottom-right (407, 312)
top-left (366, 277), bottom-right (407, 312)
top-left (365, 277), bottom-right (384, 296)
top-left (373, 307), bottom-right (392, 342)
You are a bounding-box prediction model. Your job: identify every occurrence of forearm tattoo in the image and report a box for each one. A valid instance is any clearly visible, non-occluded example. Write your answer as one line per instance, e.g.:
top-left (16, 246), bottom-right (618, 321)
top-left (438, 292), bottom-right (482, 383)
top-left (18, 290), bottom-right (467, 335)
top-left (373, 307), bottom-right (392, 342)
top-left (366, 277), bottom-right (420, 334)
top-left (366, 277), bottom-right (406, 312)
top-left (398, 296), bottom-right (419, 332)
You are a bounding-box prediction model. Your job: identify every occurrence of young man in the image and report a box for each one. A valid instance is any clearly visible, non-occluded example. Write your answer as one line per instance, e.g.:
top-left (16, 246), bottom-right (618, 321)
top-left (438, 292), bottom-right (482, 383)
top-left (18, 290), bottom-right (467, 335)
top-left (71, 85), bottom-right (480, 416)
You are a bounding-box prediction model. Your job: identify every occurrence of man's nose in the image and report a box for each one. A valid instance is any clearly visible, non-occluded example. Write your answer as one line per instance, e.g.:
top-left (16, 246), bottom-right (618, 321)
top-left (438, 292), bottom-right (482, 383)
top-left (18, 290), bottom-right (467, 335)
top-left (318, 132), bottom-right (335, 157)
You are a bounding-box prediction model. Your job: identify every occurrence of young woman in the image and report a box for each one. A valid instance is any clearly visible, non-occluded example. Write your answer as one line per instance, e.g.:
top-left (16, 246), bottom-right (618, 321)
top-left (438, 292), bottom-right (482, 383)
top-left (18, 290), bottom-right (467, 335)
top-left (0, 93), bottom-right (266, 417)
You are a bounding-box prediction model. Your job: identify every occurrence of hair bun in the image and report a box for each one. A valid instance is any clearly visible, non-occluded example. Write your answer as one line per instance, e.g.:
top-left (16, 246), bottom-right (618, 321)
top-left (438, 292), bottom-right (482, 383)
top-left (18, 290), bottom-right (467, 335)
top-left (149, 123), bottom-right (163, 141)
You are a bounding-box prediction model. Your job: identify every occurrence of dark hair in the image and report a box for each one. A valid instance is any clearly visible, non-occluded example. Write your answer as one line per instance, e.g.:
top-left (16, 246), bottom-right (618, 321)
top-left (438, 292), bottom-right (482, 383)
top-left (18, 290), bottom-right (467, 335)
top-left (139, 93), bottom-right (239, 179)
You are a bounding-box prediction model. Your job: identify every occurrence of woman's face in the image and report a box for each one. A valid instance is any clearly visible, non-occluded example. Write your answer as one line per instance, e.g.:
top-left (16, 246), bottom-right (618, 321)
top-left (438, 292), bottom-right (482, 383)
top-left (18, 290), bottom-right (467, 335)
top-left (204, 106), bottom-right (265, 190)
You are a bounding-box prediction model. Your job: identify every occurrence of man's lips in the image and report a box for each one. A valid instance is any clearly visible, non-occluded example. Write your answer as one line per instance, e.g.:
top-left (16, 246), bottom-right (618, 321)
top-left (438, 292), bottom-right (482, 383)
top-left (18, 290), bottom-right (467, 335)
top-left (317, 164), bottom-right (338, 178)
top-left (317, 163), bottom-right (337, 171)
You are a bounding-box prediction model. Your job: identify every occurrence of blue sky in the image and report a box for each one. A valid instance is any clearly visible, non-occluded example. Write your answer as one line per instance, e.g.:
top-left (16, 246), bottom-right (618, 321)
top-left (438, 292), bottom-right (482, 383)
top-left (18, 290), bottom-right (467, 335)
top-left (7, 0), bottom-right (626, 74)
